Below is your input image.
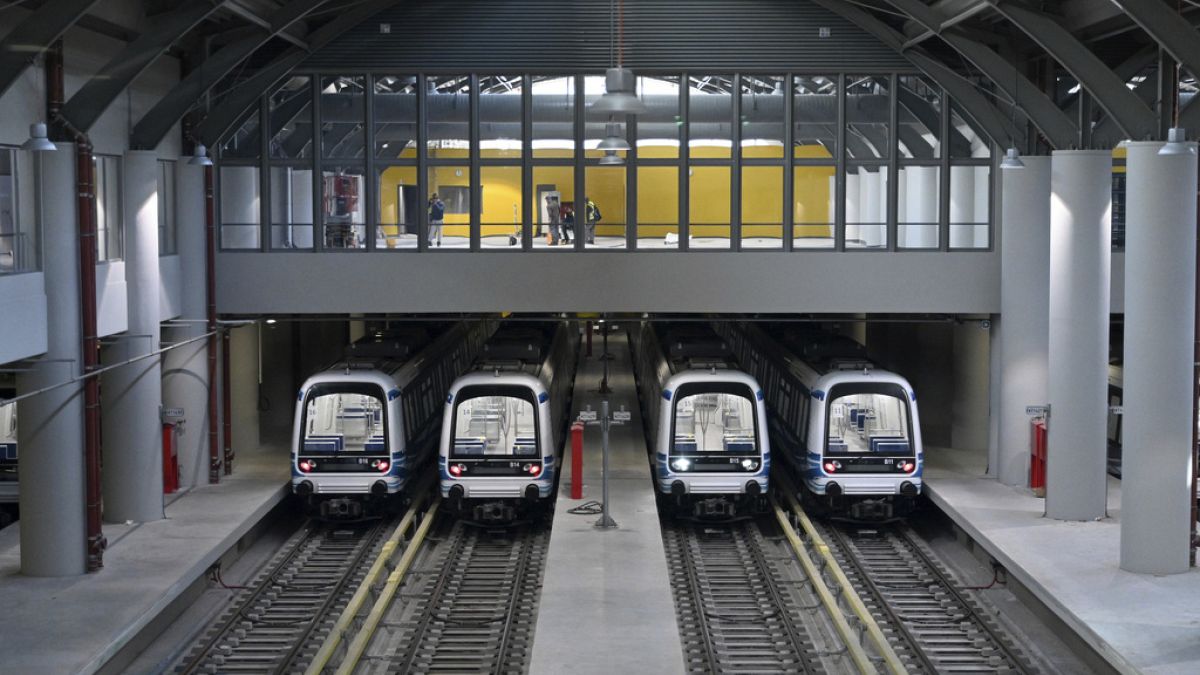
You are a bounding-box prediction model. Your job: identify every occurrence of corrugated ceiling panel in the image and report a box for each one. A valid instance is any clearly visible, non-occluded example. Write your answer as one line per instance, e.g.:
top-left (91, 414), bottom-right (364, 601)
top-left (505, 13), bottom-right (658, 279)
top-left (302, 0), bottom-right (913, 71)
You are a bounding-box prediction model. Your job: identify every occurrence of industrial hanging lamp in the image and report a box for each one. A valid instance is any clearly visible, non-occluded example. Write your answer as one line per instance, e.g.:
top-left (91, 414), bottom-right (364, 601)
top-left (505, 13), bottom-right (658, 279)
top-left (597, 121), bottom-right (631, 151)
top-left (591, 0), bottom-right (647, 116)
top-left (189, 143), bottom-right (213, 166)
top-left (1159, 127), bottom-right (1195, 157)
top-left (598, 150), bottom-right (624, 165)
top-left (999, 63), bottom-right (1024, 170)
top-left (22, 122), bottom-right (55, 152)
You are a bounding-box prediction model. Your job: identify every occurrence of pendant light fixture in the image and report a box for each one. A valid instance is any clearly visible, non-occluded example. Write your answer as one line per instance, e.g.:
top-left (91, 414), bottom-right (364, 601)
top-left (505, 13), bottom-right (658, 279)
top-left (189, 143), bottom-right (213, 166)
top-left (1159, 127), bottom-right (1195, 157)
top-left (22, 122), bottom-right (55, 153)
top-left (1000, 62), bottom-right (1024, 170)
top-left (591, 0), bottom-right (647, 116)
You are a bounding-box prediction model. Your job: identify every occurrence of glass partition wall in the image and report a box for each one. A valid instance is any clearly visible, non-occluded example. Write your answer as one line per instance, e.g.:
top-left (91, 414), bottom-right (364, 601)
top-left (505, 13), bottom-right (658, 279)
top-left (217, 73), bottom-right (993, 252)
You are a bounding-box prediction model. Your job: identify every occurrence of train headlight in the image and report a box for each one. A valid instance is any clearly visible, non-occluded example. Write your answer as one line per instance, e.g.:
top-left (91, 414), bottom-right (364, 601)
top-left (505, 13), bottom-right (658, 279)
top-left (823, 460), bottom-right (841, 473)
top-left (372, 459), bottom-right (391, 473)
top-left (525, 463), bottom-right (543, 477)
top-left (741, 459), bottom-right (759, 471)
top-left (900, 461), bottom-right (915, 473)
top-left (671, 458), bottom-right (692, 472)
top-left (299, 459), bottom-right (315, 473)
top-left (449, 464), bottom-right (464, 477)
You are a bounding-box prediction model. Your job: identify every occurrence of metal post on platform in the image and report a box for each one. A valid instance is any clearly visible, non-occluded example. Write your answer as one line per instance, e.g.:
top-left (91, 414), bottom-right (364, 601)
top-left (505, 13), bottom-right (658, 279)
top-left (599, 318), bottom-right (612, 394)
top-left (596, 399), bottom-right (617, 528)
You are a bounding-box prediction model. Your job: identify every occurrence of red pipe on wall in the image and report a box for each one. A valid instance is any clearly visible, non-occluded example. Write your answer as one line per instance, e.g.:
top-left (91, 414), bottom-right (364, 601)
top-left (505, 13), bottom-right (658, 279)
top-left (77, 139), bottom-right (104, 572)
top-left (205, 165), bottom-right (220, 484)
top-left (222, 330), bottom-right (233, 475)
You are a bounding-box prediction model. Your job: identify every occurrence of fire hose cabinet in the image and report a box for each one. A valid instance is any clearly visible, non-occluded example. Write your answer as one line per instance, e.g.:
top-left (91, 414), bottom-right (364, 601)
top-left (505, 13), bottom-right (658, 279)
top-left (1031, 419), bottom-right (1047, 497)
top-left (162, 407), bottom-right (185, 494)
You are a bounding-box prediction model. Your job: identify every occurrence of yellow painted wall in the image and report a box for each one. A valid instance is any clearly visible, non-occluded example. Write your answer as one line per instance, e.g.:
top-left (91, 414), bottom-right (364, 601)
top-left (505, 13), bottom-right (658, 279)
top-left (375, 143), bottom-right (834, 239)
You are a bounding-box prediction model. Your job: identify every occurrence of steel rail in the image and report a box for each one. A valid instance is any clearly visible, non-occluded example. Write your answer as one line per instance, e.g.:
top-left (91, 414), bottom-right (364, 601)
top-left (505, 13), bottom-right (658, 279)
top-left (775, 473), bottom-right (910, 675)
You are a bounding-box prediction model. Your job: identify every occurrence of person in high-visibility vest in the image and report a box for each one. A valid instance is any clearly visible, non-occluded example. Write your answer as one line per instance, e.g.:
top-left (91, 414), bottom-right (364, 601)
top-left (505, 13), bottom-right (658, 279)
top-left (584, 197), bottom-right (601, 244)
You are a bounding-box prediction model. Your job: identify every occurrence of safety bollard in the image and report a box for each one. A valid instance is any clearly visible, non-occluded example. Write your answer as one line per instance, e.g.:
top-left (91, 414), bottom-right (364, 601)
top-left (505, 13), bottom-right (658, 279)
top-left (571, 421), bottom-right (585, 499)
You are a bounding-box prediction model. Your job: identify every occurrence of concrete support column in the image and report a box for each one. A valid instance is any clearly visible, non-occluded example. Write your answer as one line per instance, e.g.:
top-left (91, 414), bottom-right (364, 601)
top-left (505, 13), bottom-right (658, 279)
top-left (860, 168), bottom-right (883, 247)
top-left (952, 320), bottom-right (990, 451)
top-left (221, 165), bottom-right (259, 249)
top-left (101, 151), bottom-right (163, 522)
top-left (17, 144), bottom-right (86, 576)
top-left (1120, 140), bottom-right (1199, 574)
top-left (162, 159), bottom-right (210, 488)
top-left (896, 168), bottom-right (907, 247)
top-left (1046, 150), bottom-right (1111, 520)
top-left (291, 169), bottom-right (313, 249)
top-left (996, 157), bottom-right (1051, 486)
top-left (949, 165), bottom-right (975, 248)
top-left (845, 172), bottom-right (860, 245)
top-left (904, 166), bottom-right (938, 248)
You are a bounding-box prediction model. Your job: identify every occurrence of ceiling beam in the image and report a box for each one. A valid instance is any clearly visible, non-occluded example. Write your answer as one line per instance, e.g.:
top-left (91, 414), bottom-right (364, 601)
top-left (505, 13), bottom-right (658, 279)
top-left (129, 0), bottom-right (331, 150)
top-left (0, 0), bottom-right (103, 100)
top-left (223, 0), bottom-right (309, 49)
top-left (899, 0), bottom-right (991, 49)
top-left (992, 1), bottom-right (1157, 141)
top-left (59, 2), bottom-right (221, 134)
top-left (1108, 0), bottom-right (1200, 83)
top-left (196, 0), bottom-right (396, 147)
top-left (807, 0), bottom-right (1021, 148)
top-left (879, 0), bottom-right (1078, 148)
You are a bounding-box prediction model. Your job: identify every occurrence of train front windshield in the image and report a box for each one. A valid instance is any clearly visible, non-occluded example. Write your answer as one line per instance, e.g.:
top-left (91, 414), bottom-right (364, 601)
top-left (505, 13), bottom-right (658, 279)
top-left (301, 384), bottom-right (387, 457)
top-left (826, 383), bottom-right (913, 456)
top-left (670, 382), bottom-right (760, 467)
top-left (451, 387), bottom-right (538, 459)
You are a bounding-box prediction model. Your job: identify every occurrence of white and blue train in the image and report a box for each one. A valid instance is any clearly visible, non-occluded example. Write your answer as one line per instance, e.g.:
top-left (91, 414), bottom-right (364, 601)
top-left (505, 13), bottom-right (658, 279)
top-left (720, 323), bottom-right (923, 521)
top-left (440, 321), bottom-right (579, 523)
top-left (291, 322), bottom-right (493, 518)
top-left (632, 322), bottom-right (770, 519)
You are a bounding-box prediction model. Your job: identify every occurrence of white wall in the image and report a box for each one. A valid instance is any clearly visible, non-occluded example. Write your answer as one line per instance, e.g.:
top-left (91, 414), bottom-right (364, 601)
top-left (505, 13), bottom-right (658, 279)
top-left (159, 254), bottom-right (182, 320)
top-left (0, 273), bottom-right (48, 363)
top-left (95, 261), bottom-right (128, 338)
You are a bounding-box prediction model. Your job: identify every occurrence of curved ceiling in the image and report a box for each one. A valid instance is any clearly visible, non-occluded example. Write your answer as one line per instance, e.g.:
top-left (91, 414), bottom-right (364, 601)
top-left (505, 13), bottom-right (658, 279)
top-left (1, 0), bottom-right (1196, 152)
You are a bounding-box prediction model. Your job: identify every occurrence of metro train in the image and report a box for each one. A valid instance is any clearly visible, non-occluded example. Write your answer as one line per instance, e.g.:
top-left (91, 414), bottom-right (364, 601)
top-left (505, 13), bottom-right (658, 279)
top-left (719, 323), bottom-right (923, 521)
top-left (441, 321), bottom-right (579, 522)
top-left (631, 322), bottom-right (770, 519)
top-left (291, 321), bottom-right (493, 518)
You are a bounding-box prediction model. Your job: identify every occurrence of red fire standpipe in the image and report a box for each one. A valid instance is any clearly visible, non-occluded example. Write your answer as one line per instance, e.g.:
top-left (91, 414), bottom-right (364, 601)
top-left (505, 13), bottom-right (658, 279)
top-left (78, 140), bottom-right (104, 572)
top-left (570, 422), bottom-right (584, 500)
top-left (1191, 170), bottom-right (1199, 566)
top-left (222, 330), bottom-right (233, 475)
top-left (162, 424), bottom-right (179, 494)
top-left (205, 165), bottom-right (220, 484)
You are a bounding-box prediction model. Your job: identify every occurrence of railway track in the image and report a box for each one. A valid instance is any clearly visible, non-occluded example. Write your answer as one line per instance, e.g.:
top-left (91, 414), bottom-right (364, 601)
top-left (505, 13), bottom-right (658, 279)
top-left (175, 517), bottom-right (390, 674)
top-left (662, 518), bottom-right (821, 674)
top-left (820, 522), bottom-right (1034, 674)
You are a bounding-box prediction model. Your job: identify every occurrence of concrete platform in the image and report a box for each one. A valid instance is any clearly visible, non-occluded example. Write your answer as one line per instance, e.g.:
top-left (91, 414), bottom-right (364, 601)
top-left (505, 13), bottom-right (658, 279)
top-left (530, 330), bottom-right (685, 675)
top-left (924, 446), bottom-right (1200, 675)
top-left (0, 448), bottom-right (289, 674)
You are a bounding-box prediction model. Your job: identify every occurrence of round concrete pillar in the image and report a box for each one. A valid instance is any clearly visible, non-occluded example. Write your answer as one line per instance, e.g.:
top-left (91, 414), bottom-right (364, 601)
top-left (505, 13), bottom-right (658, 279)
top-left (17, 144), bottom-right (86, 576)
top-left (845, 171), bottom-right (860, 245)
top-left (904, 166), bottom-right (938, 248)
top-left (1119, 140), bottom-right (1198, 574)
top-left (101, 151), bottom-right (164, 522)
top-left (162, 158), bottom-right (211, 488)
top-left (1046, 150), bottom-right (1111, 521)
top-left (949, 165), bottom-right (975, 248)
top-left (996, 156), bottom-right (1051, 486)
top-left (860, 167), bottom-right (883, 247)
top-left (220, 165), bottom-right (259, 249)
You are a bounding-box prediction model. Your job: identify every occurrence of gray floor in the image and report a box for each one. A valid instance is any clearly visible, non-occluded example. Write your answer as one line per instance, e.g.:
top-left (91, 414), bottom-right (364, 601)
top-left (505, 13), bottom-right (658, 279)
top-left (925, 446), bottom-right (1200, 675)
top-left (529, 331), bottom-right (685, 675)
top-left (0, 448), bottom-right (288, 674)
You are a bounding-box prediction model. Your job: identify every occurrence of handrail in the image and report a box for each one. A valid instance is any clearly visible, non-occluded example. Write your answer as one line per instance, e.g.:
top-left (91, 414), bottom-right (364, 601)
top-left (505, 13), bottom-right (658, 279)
top-left (775, 472), bottom-right (909, 675)
top-left (304, 480), bottom-right (436, 667)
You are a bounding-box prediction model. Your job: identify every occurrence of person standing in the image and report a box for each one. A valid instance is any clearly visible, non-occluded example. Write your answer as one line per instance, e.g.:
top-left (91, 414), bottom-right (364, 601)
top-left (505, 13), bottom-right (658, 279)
top-left (545, 195), bottom-right (562, 245)
top-left (428, 192), bottom-right (445, 247)
top-left (584, 197), bottom-right (601, 245)
top-left (561, 204), bottom-right (574, 244)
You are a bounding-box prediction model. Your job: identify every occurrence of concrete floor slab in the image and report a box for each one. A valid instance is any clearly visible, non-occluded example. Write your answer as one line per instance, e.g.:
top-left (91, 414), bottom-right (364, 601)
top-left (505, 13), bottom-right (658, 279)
top-left (529, 330), bottom-right (685, 675)
top-left (925, 447), bottom-right (1200, 675)
top-left (0, 448), bottom-right (288, 674)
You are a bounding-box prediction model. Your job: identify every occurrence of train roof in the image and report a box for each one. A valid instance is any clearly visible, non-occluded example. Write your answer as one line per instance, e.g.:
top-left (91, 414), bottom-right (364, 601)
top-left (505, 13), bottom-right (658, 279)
top-left (471, 322), bottom-right (560, 377)
top-left (655, 323), bottom-right (738, 374)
